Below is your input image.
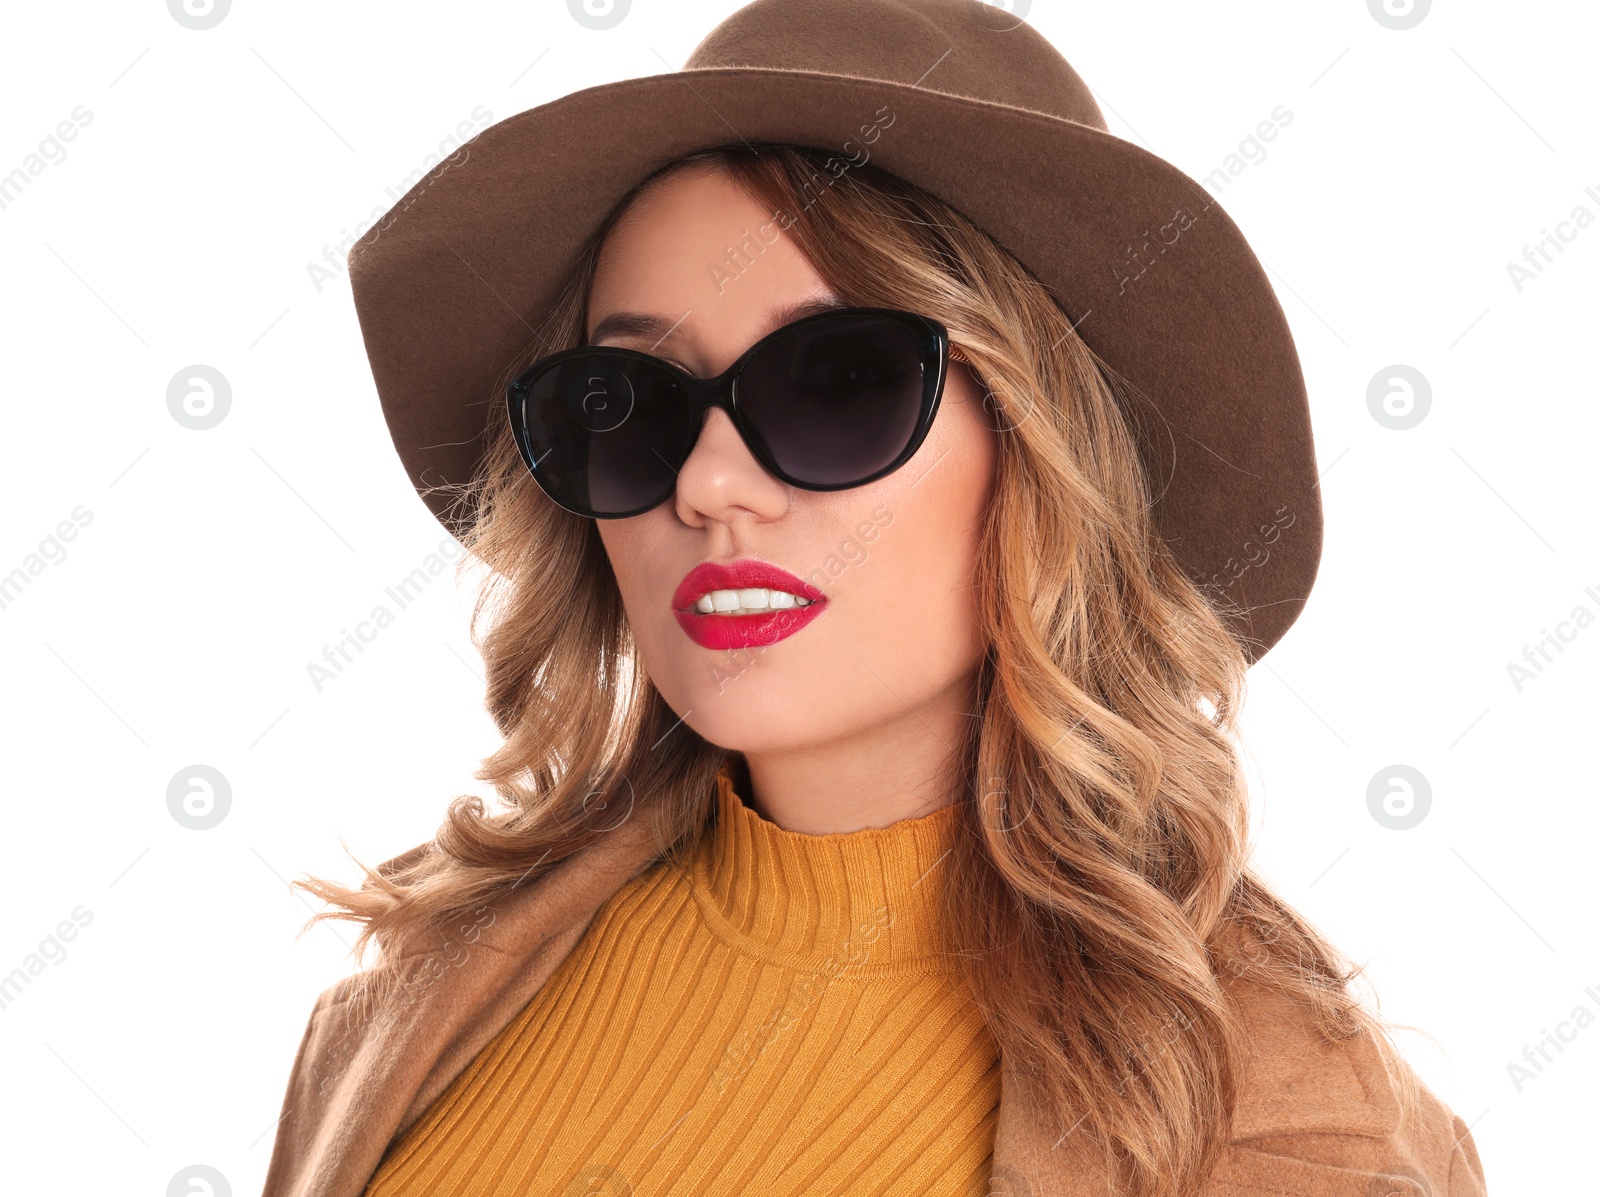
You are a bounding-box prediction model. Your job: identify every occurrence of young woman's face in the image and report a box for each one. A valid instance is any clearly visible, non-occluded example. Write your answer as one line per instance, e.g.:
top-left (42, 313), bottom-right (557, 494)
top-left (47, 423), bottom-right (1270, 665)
top-left (590, 164), bottom-right (999, 757)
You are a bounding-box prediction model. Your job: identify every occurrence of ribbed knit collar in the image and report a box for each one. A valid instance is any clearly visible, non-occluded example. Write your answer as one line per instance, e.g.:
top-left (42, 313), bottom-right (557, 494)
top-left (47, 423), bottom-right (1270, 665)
top-left (688, 762), bottom-right (961, 974)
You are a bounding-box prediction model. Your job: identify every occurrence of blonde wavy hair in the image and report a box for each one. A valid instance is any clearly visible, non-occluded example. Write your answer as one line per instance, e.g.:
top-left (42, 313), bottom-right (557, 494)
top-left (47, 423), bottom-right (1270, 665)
top-left (296, 142), bottom-right (1421, 1197)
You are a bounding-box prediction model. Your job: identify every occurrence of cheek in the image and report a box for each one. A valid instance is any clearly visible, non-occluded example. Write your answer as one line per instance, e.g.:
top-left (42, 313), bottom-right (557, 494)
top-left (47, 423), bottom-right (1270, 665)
top-left (596, 520), bottom-right (659, 627)
top-left (838, 392), bottom-right (996, 667)
top-left (922, 380), bottom-right (998, 641)
top-left (917, 373), bottom-right (998, 551)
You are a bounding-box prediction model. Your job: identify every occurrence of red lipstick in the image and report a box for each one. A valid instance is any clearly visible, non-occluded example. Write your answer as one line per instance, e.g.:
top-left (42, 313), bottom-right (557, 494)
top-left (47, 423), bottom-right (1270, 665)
top-left (672, 559), bottom-right (828, 650)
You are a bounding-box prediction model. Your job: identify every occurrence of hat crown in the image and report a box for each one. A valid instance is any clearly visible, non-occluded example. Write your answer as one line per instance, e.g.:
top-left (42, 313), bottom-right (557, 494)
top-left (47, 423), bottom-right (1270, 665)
top-left (684, 0), bottom-right (1108, 131)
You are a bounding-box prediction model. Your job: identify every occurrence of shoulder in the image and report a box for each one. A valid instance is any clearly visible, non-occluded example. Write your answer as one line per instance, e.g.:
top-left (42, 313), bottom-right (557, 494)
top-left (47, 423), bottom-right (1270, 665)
top-left (291, 838), bottom-right (446, 1040)
top-left (1208, 976), bottom-right (1488, 1196)
top-left (297, 821), bottom-right (672, 1025)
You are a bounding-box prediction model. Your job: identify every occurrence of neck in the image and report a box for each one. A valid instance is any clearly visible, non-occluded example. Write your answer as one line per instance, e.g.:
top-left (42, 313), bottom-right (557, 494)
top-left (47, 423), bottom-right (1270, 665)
top-left (731, 666), bottom-right (980, 834)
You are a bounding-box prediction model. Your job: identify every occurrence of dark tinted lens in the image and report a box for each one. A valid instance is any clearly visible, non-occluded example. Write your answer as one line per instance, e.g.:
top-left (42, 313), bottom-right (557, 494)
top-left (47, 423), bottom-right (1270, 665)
top-left (736, 313), bottom-right (931, 485)
top-left (518, 352), bottom-right (696, 516)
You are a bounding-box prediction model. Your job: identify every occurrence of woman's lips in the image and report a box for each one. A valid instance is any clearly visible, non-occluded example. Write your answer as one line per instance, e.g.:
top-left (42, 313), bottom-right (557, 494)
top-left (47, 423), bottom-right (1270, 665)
top-left (674, 604), bottom-right (827, 650)
top-left (672, 558), bottom-right (828, 650)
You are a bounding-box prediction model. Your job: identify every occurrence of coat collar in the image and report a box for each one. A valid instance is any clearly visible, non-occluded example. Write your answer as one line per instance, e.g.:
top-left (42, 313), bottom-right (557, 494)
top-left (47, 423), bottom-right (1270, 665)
top-left (261, 807), bottom-right (1478, 1197)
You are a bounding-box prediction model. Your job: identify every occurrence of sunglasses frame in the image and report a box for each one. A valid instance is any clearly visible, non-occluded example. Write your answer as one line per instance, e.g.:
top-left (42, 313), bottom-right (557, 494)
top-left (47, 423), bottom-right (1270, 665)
top-left (506, 306), bottom-right (959, 520)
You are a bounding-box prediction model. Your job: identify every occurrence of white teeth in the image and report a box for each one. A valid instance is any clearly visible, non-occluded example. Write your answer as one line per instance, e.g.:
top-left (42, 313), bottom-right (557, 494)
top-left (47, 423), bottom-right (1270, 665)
top-left (694, 587), bottom-right (815, 615)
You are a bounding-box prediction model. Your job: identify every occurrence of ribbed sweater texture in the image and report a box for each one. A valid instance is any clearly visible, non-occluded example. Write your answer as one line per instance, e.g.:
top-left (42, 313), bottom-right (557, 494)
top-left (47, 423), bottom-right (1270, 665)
top-left (361, 768), bottom-right (1002, 1195)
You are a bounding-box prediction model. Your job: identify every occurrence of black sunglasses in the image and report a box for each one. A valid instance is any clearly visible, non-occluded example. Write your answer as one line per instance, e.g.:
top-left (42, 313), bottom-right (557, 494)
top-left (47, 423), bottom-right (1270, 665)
top-left (506, 306), bottom-right (966, 519)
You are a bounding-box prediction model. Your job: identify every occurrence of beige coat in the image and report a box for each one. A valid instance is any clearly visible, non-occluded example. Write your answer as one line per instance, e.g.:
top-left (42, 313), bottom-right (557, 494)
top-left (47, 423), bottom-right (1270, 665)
top-left (261, 812), bottom-right (1488, 1197)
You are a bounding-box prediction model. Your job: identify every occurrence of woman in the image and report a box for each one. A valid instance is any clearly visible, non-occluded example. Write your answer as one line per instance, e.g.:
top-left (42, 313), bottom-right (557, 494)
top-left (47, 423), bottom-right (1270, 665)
top-left (264, 3), bottom-right (1487, 1196)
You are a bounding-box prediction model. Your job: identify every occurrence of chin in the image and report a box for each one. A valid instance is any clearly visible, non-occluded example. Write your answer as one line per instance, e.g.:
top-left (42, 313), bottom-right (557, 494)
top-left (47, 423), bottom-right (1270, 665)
top-left (678, 710), bottom-right (819, 757)
top-left (659, 666), bottom-right (840, 753)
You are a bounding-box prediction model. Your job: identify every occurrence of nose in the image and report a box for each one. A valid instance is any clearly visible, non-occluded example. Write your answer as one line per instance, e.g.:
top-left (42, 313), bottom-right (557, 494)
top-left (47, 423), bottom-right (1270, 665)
top-left (672, 405), bottom-right (792, 525)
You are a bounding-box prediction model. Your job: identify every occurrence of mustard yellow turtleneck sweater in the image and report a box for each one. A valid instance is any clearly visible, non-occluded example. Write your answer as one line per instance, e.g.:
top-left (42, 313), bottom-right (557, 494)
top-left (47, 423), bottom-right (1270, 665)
top-left (362, 767), bottom-right (1002, 1196)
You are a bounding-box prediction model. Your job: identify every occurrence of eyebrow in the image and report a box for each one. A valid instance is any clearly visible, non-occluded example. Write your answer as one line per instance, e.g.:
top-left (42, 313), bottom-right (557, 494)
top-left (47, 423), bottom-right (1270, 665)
top-left (586, 294), bottom-right (849, 351)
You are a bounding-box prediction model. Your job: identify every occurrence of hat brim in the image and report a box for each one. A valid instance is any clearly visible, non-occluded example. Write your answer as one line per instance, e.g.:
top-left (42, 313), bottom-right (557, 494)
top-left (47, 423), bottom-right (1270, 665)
top-left (348, 67), bottom-right (1322, 664)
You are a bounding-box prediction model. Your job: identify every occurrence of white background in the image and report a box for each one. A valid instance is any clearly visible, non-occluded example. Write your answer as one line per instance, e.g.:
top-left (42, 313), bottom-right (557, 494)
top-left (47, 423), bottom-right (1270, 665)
top-left (1, 1), bottom-right (1594, 1192)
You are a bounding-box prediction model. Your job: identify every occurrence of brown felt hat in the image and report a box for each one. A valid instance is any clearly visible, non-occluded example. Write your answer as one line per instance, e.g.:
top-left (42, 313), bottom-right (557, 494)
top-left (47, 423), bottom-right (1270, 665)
top-left (347, 0), bottom-right (1322, 664)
